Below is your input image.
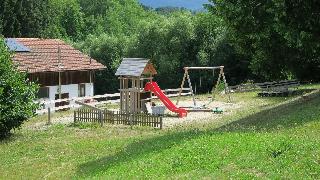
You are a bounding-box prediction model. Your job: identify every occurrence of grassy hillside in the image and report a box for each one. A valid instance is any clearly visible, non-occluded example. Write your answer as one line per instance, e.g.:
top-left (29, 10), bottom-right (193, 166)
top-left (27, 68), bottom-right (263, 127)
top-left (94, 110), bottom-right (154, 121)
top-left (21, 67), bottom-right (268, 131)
top-left (0, 87), bottom-right (319, 179)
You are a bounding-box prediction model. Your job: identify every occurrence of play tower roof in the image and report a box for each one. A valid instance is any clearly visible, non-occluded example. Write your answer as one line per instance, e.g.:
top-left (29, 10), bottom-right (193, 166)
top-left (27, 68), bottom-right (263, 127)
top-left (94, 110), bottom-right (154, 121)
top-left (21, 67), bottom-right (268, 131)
top-left (115, 58), bottom-right (157, 77)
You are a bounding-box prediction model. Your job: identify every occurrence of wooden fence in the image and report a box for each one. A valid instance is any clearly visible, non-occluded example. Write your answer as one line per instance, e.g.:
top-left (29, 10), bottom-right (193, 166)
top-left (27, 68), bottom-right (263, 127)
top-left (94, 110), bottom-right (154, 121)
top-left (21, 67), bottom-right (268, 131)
top-left (229, 80), bottom-right (301, 93)
top-left (228, 84), bottom-right (259, 92)
top-left (36, 88), bottom-right (192, 115)
top-left (74, 108), bottom-right (163, 129)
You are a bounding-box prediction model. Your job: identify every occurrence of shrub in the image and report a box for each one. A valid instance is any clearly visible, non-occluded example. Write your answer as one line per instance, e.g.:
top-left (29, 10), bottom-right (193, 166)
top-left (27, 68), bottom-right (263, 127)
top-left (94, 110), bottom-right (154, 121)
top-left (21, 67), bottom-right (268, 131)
top-left (0, 37), bottom-right (38, 139)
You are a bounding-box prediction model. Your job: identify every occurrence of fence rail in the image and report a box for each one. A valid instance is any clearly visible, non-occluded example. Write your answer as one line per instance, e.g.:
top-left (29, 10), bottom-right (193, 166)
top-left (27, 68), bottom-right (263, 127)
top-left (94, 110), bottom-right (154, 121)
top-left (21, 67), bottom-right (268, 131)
top-left (35, 88), bottom-right (192, 115)
top-left (228, 84), bottom-right (259, 92)
top-left (74, 108), bottom-right (163, 129)
top-left (228, 80), bottom-right (301, 93)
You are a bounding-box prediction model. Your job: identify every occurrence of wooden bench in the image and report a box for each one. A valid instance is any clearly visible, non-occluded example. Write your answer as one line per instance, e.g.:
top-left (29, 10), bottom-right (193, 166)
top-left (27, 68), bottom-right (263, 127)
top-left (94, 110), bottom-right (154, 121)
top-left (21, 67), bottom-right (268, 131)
top-left (257, 80), bottom-right (300, 97)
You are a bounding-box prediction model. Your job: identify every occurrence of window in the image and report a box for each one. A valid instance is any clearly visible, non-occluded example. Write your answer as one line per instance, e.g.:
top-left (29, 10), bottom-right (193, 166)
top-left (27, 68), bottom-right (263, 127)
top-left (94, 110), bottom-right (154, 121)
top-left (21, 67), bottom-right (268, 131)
top-left (78, 84), bottom-right (86, 97)
top-left (37, 87), bottom-right (49, 98)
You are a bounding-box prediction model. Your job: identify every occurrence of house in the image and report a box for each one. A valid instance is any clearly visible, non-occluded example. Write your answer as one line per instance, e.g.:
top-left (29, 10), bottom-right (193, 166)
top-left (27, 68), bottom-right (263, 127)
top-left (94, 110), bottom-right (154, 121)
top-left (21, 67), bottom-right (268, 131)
top-left (4, 38), bottom-right (106, 104)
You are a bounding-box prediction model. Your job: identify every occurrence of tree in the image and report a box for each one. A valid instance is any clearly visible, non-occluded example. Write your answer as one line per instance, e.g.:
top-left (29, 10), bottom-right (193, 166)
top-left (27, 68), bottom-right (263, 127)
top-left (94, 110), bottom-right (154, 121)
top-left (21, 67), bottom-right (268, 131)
top-left (77, 34), bottom-right (135, 93)
top-left (0, 0), bottom-right (51, 38)
top-left (194, 13), bottom-right (251, 85)
top-left (0, 37), bottom-right (38, 139)
top-left (208, 0), bottom-right (320, 81)
top-left (60, 1), bottom-right (84, 40)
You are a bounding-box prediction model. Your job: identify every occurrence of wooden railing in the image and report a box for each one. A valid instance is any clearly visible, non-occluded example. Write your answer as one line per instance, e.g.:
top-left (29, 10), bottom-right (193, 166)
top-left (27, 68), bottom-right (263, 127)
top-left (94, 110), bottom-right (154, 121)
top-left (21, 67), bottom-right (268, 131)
top-left (228, 80), bottom-right (301, 93)
top-left (35, 88), bottom-right (192, 115)
top-left (228, 84), bottom-right (259, 92)
top-left (35, 93), bottom-right (121, 114)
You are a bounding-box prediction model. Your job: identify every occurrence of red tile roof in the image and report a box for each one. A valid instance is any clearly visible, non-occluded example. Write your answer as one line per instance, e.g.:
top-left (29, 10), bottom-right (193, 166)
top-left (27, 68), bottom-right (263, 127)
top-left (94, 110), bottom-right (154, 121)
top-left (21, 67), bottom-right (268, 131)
top-left (9, 38), bottom-right (105, 73)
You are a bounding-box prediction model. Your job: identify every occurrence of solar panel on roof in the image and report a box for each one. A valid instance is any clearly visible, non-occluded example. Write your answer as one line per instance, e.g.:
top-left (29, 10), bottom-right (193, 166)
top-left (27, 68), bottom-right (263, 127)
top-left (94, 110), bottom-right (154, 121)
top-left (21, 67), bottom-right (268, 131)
top-left (4, 38), bottom-right (31, 52)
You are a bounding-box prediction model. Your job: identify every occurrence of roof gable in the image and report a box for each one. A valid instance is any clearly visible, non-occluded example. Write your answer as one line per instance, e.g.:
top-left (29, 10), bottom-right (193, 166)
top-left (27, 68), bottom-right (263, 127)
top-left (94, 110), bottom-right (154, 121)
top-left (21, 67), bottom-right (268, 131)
top-left (115, 58), bottom-right (157, 77)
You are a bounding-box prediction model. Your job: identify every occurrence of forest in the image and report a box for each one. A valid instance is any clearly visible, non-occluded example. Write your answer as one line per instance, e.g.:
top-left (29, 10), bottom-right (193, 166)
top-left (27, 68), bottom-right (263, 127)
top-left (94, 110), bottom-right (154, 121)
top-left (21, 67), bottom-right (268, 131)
top-left (1, 0), bottom-right (319, 94)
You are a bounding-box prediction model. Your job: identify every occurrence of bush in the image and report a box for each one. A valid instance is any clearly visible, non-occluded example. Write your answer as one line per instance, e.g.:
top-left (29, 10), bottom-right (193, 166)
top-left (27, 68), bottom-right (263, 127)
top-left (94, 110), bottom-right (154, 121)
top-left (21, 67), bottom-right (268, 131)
top-left (0, 38), bottom-right (38, 139)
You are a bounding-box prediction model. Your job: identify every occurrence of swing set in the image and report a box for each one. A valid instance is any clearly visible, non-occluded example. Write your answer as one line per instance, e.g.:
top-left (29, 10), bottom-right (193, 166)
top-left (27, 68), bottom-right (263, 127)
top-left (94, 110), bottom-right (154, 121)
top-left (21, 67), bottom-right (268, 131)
top-left (176, 66), bottom-right (231, 111)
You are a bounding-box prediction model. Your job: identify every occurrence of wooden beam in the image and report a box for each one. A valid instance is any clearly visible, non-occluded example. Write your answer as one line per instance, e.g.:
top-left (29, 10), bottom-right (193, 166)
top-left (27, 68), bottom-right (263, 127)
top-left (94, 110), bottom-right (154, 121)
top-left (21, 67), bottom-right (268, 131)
top-left (184, 66), bottom-right (224, 70)
top-left (176, 69), bottom-right (188, 105)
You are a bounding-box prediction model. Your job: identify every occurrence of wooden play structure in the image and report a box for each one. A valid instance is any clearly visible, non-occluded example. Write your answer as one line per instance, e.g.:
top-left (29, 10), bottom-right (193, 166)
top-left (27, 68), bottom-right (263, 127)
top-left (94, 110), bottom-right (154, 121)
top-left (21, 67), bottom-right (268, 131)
top-left (176, 66), bottom-right (231, 110)
top-left (115, 58), bottom-right (157, 114)
top-left (115, 58), bottom-right (188, 117)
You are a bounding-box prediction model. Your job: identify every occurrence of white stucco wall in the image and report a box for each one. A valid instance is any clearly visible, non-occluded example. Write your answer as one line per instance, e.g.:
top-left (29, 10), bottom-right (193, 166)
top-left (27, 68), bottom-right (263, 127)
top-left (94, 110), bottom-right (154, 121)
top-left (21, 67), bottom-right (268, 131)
top-left (47, 83), bottom-right (94, 100)
top-left (39, 83), bottom-right (94, 110)
top-left (85, 83), bottom-right (94, 97)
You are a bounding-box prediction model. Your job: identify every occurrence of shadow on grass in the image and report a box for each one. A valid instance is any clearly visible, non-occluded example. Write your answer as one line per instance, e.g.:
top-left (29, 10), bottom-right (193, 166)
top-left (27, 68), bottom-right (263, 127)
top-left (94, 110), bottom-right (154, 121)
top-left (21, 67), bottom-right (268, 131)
top-left (0, 132), bottom-right (23, 143)
top-left (76, 92), bottom-right (320, 177)
top-left (76, 128), bottom-right (207, 177)
top-left (217, 90), bottom-right (320, 132)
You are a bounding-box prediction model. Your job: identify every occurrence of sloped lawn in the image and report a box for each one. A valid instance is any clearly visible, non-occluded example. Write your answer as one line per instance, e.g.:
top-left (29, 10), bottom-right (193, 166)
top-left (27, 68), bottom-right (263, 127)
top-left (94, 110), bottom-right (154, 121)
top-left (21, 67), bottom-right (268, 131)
top-left (0, 89), bottom-right (319, 179)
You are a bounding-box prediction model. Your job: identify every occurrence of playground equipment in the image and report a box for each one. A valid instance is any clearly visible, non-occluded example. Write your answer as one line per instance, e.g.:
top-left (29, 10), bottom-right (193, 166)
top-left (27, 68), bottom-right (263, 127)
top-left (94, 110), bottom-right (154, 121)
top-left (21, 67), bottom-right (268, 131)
top-left (115, 58), bottom-right (157, 114)
top-left (213, 107), bottom-right (223, 114)
top-left (115, 58), bottom-right (187, 117)
top-left (176, 66), bottom-right (231, 111)
top-left (145, 82), bottom-right (187, 118)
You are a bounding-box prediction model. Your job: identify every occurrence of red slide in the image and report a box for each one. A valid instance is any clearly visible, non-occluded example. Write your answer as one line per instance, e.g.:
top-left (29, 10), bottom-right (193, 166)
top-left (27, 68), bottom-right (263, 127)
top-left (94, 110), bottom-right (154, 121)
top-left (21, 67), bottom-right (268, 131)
top-left (144, 82), bottom-right (187, 118)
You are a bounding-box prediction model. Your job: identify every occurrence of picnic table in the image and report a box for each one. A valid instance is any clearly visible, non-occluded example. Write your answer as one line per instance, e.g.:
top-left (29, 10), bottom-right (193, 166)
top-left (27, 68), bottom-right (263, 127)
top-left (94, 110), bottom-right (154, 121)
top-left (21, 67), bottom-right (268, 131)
top-left (256, 80), bottom-right (300, 97)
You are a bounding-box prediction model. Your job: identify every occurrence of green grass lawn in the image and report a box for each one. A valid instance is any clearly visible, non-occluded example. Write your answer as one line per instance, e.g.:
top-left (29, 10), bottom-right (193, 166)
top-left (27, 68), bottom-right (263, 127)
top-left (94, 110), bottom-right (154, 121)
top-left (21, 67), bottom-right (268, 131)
top-left (1, 86), bottom-right (320, 179)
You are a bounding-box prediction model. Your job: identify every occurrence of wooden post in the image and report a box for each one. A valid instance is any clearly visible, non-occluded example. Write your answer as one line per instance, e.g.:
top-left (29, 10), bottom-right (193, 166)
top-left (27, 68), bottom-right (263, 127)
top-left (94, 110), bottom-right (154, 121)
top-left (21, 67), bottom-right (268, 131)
top-left (125, 78), bottom-right (129, 113)
top-left (176, 68), bottom-right (188, 105)
top-left (149, 74), bottom-right (153, 107)
top-left (186, 71), bottom-right (197, 107)
top-left (120, 77), bottom-right (123, 112)
top-left (221, 68), bottom-right (232, 102)
top-left (137, 78), bottom-right (141, 113)
top-left (47, 108), bottom-right (51, 125)
top-left (212, 68), bottom-right (223, 99)
top-left (99, 110), bottom-right (103, 127)
top-left (160, 117), bottom-right (163, 129)
top-left (129, 114), bottom-right (133, 128)
top-left (58, 46), bottom-right (62, 100)
top-left (74, 110), bottom-right (76, 124)
top-left (131, 79), bottom-right (135, 113)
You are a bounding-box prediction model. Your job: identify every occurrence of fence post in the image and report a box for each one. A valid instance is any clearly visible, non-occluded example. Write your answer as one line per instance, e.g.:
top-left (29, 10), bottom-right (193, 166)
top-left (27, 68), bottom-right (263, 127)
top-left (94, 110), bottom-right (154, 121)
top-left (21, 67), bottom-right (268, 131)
top-left (47, 108), bottom-right (51, 125)
top-left (160, 117), bottom-right (163, 129)
top-left (129, 114), bottom-right (133, 128)
top-left (74, 110), bottom-right (76, 124)
top-left (99, 110), bottom-right (103, 127)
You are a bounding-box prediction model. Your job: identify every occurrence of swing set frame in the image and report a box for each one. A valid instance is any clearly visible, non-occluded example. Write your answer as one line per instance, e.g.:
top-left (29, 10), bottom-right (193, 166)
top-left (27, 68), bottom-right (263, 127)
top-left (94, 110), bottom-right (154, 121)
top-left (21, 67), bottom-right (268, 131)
top-left (176, 66), bottom-right (231, 110)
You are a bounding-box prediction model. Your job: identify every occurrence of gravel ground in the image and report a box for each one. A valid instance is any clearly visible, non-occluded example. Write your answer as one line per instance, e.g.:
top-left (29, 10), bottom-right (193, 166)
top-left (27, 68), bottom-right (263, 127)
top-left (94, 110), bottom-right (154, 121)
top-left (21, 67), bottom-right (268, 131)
top-left (28, 100), bottom-right (241, 130)
top-left (162, 100), bottom-right (241, 128)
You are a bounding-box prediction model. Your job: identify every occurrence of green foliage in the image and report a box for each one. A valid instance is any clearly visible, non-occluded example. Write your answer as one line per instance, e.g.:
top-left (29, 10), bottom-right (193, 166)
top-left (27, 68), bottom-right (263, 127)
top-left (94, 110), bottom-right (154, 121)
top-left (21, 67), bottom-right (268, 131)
top-left (208, 0), bottom-right (320, 81)
top-left (0, 0), bottom-right (253, 94)
top-left (154, 7), bottom-right (188, 15)
top-left (0, 38), bottom-right (38, 138)
top-left (2, 0), bottom-right (318, 94)
top-left (77, 34), bottom-right (136, 93)
top-left (0, 0), bottom-right (51, 38)
top-left (76, 7), bottom-right (251, 94)
top-left (44, 0), bottom-right (85, 40)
